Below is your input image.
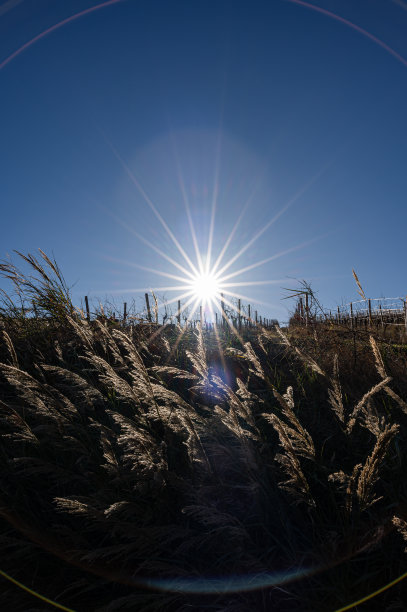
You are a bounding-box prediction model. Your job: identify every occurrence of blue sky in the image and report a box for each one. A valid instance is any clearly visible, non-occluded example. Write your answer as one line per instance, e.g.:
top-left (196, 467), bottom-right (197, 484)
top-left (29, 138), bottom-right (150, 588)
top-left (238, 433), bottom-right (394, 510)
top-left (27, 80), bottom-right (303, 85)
top-left (1, 0), bottom-right (407, 322)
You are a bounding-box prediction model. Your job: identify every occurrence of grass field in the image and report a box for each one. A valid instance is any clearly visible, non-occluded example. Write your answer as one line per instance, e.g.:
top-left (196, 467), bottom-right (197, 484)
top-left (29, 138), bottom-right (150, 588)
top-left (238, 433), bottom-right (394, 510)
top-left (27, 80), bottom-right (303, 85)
top-left (1, 252), bottom-right (407, 611)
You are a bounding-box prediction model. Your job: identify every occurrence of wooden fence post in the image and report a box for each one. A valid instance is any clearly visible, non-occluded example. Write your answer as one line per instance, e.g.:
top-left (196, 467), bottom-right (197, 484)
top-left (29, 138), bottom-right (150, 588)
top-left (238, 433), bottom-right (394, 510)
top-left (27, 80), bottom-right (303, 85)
top-left (255, 310), bottom-right (258, 325)
top-left (221, 293), bottom-right (226, 328)
top-left (299, 297), bottom-right (304, 324)
top-left (238, 298), bottom-right (242, 331)
top-left (350, 302), bottom-right (353, 330)
top-left (84, 296), bottom-right (90, 322)
top-left (368, 299), bottom-right (372, 327)
top-left (248, 304), bottom-right (251, 327)
top-left (123, 302), bottom-right (127, 323)
top-left (200, 305), bottom-right (203, 328)
top-left (177, 300), bottom-right (181, 326)
top-left (145, 293), bottom-right (152, 322)
top-left (305, 293), bottom-right (309, 327)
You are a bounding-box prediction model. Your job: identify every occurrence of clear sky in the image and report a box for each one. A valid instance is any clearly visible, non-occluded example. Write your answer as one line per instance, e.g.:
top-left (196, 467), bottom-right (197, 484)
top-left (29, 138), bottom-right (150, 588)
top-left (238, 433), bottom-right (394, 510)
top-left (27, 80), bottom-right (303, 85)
top-left (1, 0), bottom-right (407, 322)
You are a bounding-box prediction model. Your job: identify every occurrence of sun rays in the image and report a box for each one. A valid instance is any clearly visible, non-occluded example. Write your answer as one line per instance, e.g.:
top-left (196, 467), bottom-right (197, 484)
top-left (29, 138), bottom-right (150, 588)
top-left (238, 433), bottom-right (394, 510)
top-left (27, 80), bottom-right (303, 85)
top-left (100, 132), bottom-right (329, 334)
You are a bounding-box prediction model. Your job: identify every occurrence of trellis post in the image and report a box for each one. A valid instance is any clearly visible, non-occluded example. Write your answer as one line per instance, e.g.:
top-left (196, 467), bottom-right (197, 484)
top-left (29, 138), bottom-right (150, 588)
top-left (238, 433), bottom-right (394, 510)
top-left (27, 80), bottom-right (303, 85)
top-left (238, 298), bottom-right (242, 331)
top-left (145, 293), bottom-right (152, 322)
top-left (84, 296), bottom-right (90, 322)
top-left (305, 293), bottom-right (309, 327)
top-left (177, 300), bottom-right (181, 326)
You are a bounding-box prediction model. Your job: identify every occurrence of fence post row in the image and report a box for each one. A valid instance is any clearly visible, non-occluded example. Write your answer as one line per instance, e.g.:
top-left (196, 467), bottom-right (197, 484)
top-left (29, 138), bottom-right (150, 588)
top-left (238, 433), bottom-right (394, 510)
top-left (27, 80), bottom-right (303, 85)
top-left (145, 293), bottom-right (152, 323)
top-left (238, 298), bottom-right (242, 331)
top-left (221, 293), bottom-right (225, 328)
top-left (305, 293), bottom-right (309, 327)
top-left (177, 300), bottom-right (181, 325)
top-left (93, 296), bottom-right (406, 329)
top-left (84, 296), bottom-right (90, 322)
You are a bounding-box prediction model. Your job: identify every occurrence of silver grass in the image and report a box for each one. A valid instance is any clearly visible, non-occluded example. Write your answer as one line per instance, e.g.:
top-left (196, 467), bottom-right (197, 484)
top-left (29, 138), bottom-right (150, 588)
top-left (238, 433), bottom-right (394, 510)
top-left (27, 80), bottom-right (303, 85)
top-left (81, 349), bottom-right (160, 422)
top-left (150, 365), bottom-right (199, 381)
top-left (236, 377), bottom-right (262, 406)
top-left (186, 327), bottom-right (208, 383)
top-left (257, 333), bottom-right (267, 354)
top-left (244, 341), bottom-right (264, 379)
top-left (0, 362), bottom-right (76, 421)
top-left (93, 319), bottom-right (125, 365)
top-left (268, 386), bottom-right (315, 461)
top-left (81, 352), bottom-right (140, 404)
top-left (356, 423), bottom-right (399, 511)
top-left (346, 463), bottom-right (363, 514)
top-left (150, 382), bottom-right (194, 413)
top-left (352, 269), bottom-right (367, 301)
top-left (265, 413), bottom-right (315, 507)
top-left (275, 326), bottom-right (326, 377)
top-left (210, 390), bottom-right (259, 471)
top-left (40, 364), bottom-right (104, 412)
top-left (370, 335), bottom-right (387, 379)
top-left (107, 410), bottom-right (158, 467)
top-left (370, 335), bottom-right (407, 413)
top-left (99, 431), bottom-right (121, 477)
top-left (54, 497), bottom-right (102, 519)
top-left (0, 399), bottom-right (39, 444)
top-left (327, 354), bottom-right (345, 423)
top-left (162, 335), bottom-right (171, 353)
top-left (53, 339), bottom-right (64, 363)
top-left (383, 385), bottom-right (407, 414)
top-left (172, 410), bottom-right (212, 472)
top-left (211, 374), bottom-right (257, 431)
top-left (111, 329), bottom-right (162, 418)
top-left (347, 376), bottom-right (392, 434)
top-left (1, 330), bottom-right (19, 368)
top-left (360, 401), bottom-right (388, 438)
top-left (103, 501), bottom-right (131, 519)
top-left (392, 516), bottom-right (407, 552)
top-left (213, 404), bottom-right (245, 440)
top-left (67, 315), bottom-right (94, 350)
top-left (329, 464), bottom-right (362, 514)
top-left (225, 347), bottom-right (246, 359)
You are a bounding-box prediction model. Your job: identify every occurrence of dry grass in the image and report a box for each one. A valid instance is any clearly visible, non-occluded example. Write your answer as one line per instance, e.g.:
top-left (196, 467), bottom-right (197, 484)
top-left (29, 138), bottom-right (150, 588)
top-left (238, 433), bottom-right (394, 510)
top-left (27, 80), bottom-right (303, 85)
top-left (0, 253), bottom-right (407, 611)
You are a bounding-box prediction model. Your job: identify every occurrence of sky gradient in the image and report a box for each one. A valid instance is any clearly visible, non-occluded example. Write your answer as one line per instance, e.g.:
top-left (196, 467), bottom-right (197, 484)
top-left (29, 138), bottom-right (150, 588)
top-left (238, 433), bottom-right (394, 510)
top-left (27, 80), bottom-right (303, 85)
top-left (1, 0), bottom-right (407, 322)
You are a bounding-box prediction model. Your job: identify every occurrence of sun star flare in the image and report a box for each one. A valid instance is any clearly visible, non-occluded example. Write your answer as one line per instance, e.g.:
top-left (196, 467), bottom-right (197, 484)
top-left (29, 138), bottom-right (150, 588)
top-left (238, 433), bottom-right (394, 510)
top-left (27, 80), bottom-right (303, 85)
top-left (189, 272), bottom-right (220, 303)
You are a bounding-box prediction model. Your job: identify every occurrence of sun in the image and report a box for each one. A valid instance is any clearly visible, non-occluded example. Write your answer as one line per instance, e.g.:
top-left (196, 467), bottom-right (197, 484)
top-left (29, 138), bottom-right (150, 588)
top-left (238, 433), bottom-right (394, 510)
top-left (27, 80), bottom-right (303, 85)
top-left (189, 272), bottom-right (220, 303)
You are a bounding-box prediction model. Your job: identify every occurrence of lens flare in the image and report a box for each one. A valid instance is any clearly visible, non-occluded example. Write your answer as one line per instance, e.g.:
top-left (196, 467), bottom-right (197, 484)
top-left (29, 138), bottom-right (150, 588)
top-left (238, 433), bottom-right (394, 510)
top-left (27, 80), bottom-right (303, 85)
top-left (189, 272), bottom-right (220, 302)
